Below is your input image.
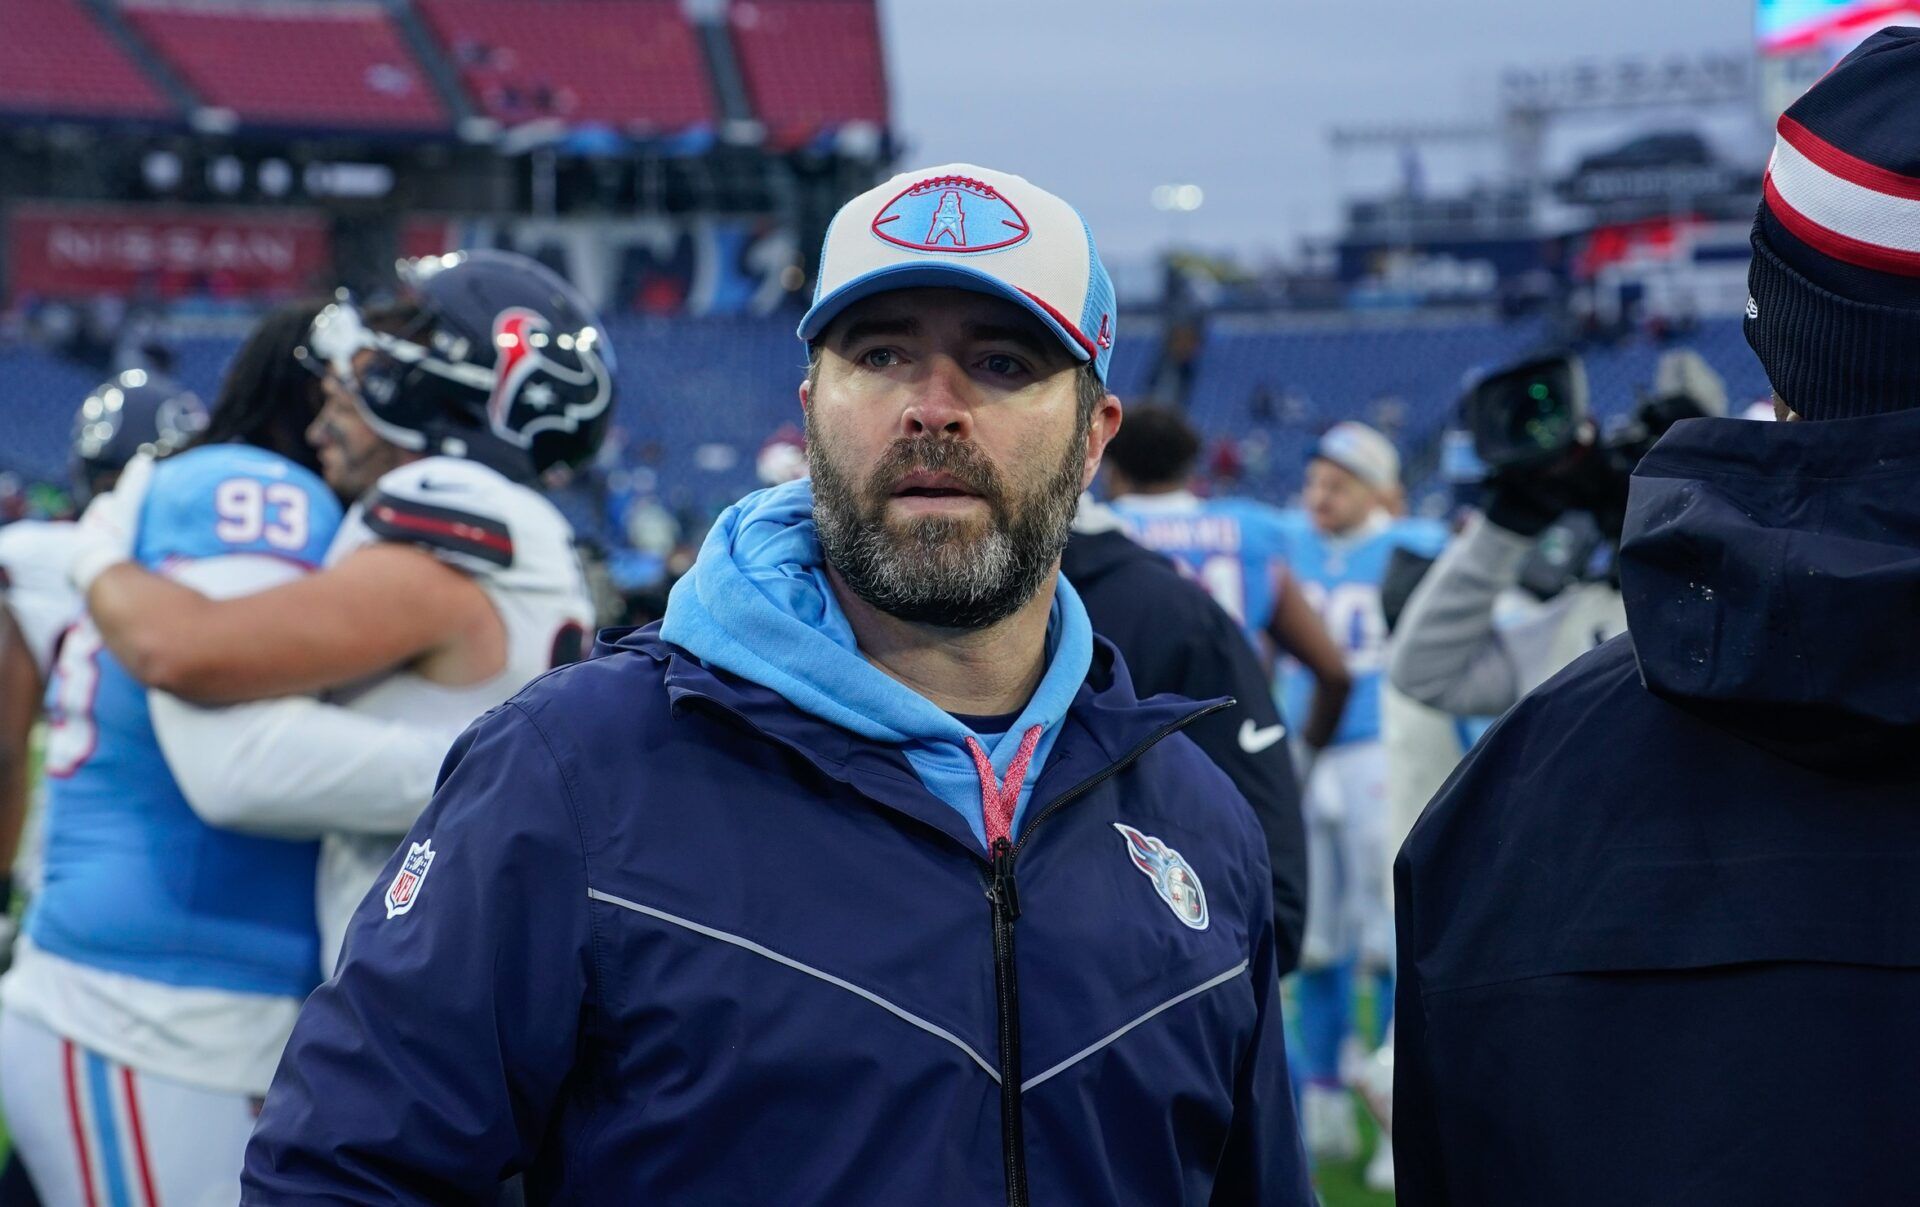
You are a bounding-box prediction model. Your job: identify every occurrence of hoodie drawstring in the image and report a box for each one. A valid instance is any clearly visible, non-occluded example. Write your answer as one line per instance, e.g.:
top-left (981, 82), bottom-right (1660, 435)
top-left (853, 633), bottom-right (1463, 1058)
top-left (966, 726), bottom-right (1044, 849)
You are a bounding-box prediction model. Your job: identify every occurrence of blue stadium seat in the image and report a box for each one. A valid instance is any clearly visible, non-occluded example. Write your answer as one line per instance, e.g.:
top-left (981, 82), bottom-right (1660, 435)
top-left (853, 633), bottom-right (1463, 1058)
top-left (0, 348), bottom-right (106, 484)
top-left (0, 314), bottom-right (1772, 535)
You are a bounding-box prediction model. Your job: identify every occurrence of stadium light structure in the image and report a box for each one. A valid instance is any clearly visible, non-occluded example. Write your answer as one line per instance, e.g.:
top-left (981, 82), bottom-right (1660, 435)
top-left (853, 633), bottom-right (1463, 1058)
top-left (1151, 184), bottom-right (1205, 212)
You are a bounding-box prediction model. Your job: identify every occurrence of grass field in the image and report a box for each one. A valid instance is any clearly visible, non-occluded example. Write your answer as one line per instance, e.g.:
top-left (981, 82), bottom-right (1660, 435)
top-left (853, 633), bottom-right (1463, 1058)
top-left (1316, 1106), bottom-right (1393, 1207)
top-left (1301, 980), bottom-right (1395, 1207)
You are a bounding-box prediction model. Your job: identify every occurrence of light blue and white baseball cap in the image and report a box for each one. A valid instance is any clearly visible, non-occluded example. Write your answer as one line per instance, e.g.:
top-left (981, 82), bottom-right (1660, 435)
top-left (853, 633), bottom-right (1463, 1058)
top-left (1314, 421), bottom-right (1402, 491)
top-left (798, 163), bottom-right (1118, 382)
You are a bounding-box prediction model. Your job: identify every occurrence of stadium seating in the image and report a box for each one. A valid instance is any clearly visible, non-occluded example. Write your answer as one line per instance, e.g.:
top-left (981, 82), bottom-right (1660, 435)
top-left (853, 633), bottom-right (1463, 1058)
top-left (0, 0), bottom-right (173, 121)
top-left (0, 314), bottom-right (1773, 537)
top-left (728, 0), bottom-right (887, 149)
top-left (1176, 317), bottom-right (1554, 503)
top-left (124, 0), bottom-right (446, 130)
top-left (417, 0), bottom-right (715, 131)
top-left (0, 347), bottom-right (108, 485)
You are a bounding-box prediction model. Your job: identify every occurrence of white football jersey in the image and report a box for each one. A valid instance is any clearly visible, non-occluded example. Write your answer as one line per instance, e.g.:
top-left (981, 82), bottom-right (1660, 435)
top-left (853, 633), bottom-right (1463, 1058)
top-left (316, 456), bottom-right (594, 967)
top-left (0, 521), bottom-right (81, 682)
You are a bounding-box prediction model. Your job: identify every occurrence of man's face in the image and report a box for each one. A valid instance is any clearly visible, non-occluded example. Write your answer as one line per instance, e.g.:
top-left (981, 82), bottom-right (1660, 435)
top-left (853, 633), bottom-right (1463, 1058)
top-left (1304, 458), bottom-right (1378, 536)
top-left (804, 288), bottom-right (1119, 630)
top-left (307, 350), bottom-right (410, 499)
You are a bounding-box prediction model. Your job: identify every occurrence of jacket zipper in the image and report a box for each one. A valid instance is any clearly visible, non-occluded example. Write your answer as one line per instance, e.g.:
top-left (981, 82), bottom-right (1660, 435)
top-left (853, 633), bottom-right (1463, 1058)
top-left (983, 699), bottom-right (1231, 1207)
top-left (986, 837), bottom-right (1024, 1207)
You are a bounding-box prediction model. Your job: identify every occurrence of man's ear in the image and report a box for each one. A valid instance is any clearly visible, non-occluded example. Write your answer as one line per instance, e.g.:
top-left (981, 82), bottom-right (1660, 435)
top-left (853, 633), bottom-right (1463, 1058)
top-left (799, 376), bottom-right (811, 411)
top-left (1081, 394), bottom-right (1123, 490)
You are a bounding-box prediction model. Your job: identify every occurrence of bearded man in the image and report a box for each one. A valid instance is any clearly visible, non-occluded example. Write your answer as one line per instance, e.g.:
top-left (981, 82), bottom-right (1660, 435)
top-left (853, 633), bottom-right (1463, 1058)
top-left (241, 165), bottom-right (1310, 1206)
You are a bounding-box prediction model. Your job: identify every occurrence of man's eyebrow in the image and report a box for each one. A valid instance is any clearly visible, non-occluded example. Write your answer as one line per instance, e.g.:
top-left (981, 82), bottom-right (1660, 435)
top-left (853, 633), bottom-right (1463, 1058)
top-left (837, 316), bottom-right (919, 350)
top-left (968, 323), bottom-right (1054, 357)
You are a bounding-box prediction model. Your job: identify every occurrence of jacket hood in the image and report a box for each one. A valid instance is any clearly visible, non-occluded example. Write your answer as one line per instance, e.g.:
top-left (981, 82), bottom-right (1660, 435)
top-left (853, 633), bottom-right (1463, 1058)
top-left (1619, 408), bottom-right (1920, 771)
top-left (654, 479), bottom-right (1094, 847)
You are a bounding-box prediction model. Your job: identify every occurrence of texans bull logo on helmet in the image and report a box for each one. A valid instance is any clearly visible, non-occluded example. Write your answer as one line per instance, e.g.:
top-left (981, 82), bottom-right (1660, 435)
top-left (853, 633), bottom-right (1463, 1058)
top-left (486, 307), bottom-right (614, 451)
top-left (871, 174), bottom-right (1032, 254)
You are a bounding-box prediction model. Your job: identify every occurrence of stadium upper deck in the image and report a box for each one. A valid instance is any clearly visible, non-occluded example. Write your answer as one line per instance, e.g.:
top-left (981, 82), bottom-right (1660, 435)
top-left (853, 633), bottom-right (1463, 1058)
top-left (6, 0), bottom-right (888, 144)
top-left (729, 0), bottom-right (888, 149)
top-left (418, 0), bottom-right (716, 131)
top-left (0, 0), bottom-right (174, 122)
top-left (124, 0), bottom-right (449, 131)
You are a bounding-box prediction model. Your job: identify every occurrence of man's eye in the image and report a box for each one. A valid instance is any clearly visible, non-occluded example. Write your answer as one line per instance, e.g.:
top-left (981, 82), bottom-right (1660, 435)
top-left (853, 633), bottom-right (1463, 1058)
top-left (860, 348), bottom-right (899, 368)
top-left (982, 354), bottom-right (1025, 376)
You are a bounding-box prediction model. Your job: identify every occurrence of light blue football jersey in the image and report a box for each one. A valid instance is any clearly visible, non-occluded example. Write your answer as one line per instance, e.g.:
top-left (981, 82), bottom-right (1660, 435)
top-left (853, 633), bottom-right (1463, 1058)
top-left (1276, 511), bottom-right (1449, 748)
top-left (1110, 493), bottom-right (1292, 642)
top-left (28, 445), bottom-right (343, 997)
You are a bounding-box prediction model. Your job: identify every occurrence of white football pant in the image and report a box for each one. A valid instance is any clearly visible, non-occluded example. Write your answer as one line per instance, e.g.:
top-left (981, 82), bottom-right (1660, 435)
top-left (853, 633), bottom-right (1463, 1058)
top-left (1, 1009), bottom-right (257, 1207)
top-left (1300, 740), bottom-right (1393, 971)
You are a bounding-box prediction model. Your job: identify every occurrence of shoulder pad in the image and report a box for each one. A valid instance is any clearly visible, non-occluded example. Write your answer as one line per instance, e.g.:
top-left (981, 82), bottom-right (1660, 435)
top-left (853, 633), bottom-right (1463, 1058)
top-left (1216, 497), bottom-right (1290, 531)
top-left (1390, 517), bottom-right (1452, 557)
top-left (138, 446), bottom-right (342, 568)
top-left (359, 458), bottom-right (564, 574)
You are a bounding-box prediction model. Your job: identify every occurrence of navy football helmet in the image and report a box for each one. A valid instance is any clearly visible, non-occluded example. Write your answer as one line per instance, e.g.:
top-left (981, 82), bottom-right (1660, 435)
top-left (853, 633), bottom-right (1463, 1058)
top-left (70, 369), bottom-right (208, 504)
top-left (299, 250), bottom-right (616, 480)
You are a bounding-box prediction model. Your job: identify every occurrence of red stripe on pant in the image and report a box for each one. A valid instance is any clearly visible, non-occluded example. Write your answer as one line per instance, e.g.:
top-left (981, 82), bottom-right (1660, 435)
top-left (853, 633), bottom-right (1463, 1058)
top-left (121, 1066), bottom-right (161, 1207)
top-left (61, 1040), bottom-right (99, 1207)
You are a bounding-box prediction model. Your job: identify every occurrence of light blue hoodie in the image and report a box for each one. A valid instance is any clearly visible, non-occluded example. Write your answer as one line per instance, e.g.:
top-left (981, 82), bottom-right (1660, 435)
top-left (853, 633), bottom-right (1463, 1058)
top-left (660, 479), bottom-right (1093, 850)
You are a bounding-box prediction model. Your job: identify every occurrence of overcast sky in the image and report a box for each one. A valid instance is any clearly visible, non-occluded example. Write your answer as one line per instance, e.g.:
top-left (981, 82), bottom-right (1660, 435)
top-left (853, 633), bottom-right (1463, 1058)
top-left (882, 0), bottom-right (1759, 268)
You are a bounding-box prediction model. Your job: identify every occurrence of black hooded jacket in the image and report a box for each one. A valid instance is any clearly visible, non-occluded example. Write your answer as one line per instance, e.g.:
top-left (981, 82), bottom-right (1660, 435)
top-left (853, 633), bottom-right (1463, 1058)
top-left (1064, 527), bottom-right (1308, 974)
top-left (1395, 409), bottom-right (1920, 1206)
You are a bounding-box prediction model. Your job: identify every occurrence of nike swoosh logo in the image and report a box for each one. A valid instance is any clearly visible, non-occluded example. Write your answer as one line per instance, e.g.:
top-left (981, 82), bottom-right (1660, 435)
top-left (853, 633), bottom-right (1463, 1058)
top-left (1238, 719), bottom-right (1285, 754)
top-left (414, 478), bottom-right (465, 493)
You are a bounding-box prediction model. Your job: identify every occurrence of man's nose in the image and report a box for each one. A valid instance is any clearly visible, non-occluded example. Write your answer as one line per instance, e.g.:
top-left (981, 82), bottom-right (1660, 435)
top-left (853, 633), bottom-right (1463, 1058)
top-left (899, 356), bottom-right (974, 439)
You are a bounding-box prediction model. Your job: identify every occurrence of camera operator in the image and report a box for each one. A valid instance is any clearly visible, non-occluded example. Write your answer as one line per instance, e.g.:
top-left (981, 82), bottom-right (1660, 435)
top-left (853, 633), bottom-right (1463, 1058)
top-left (1387, 348), bottom-right (1726, 718)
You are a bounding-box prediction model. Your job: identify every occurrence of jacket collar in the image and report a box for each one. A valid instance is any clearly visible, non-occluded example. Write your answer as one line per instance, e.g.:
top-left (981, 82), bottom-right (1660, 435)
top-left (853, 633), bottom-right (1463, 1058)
top-left (598, 624), bottom-right (1221, 859)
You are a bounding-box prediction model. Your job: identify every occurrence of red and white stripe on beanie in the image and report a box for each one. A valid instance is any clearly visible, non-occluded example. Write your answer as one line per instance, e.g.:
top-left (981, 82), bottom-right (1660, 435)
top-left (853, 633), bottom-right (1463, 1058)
top-left (1764, 114), bottom-right (1920, 278)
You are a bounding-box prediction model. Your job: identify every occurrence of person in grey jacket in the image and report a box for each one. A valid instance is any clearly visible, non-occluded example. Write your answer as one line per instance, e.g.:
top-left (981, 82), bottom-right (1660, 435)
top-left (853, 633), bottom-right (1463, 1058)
top-left (1387, 349), bottom-right (1728, 720)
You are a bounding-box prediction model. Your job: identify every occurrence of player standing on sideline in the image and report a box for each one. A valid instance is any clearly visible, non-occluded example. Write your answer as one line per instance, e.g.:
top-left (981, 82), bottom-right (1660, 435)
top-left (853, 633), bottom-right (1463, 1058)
top-left (76, 250), bottom-right (608, 969)
top-left (1398, 33), bottom-right (1920, 1203)
top-left (1104, 404), bottom-right (1353, 747)
top-left (0, 373), bottom-right (205, 942)
top-left (0, 304), bottom-right (434, 1206)
top-left (242, 164), bottom-right (1310, 1204)
top-left (1275, 420), bottom-right (1445, 1166)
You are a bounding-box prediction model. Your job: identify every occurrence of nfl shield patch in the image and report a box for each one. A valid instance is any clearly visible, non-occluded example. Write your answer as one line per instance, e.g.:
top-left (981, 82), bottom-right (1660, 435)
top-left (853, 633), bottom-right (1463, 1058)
top-left (384, 839), bottom-right (437, 919)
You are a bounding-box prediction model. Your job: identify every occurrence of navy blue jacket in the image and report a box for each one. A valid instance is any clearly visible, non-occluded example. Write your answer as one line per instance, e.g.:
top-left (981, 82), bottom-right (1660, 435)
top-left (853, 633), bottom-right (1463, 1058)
top-left (1063, 528), bottom-right (1307, 973)
top-left (244, 625), bottom-right (1311, 1204)
top-left (1395, 409), bottom-right (1920, 1206)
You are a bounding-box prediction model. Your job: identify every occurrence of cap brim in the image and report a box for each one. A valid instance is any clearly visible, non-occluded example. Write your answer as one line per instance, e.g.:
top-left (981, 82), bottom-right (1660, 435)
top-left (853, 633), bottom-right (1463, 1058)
top-left (1310, 448), bottom-right (1396, 492)
top-left (797, 262), bottom-right (1093, 364)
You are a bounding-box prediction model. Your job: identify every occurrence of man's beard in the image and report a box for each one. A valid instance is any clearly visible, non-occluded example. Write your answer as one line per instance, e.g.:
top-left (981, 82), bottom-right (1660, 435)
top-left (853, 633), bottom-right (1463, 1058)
top-left (808, 417), bottom-right (1086, 631)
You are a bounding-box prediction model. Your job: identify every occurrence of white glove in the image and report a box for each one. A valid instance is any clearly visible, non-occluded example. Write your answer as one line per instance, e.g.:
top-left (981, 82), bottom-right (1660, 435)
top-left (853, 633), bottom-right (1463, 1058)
top-left (68, 452), bottom-right (156, 595)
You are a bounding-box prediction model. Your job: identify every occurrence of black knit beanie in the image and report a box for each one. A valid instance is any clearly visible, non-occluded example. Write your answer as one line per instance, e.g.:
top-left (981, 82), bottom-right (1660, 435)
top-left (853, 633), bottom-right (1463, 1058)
top-left (1744, 27), bottom-right (1920, 421)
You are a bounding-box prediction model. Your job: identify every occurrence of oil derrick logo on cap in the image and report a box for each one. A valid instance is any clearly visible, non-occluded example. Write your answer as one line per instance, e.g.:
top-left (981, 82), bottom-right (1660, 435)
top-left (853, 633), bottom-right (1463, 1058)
top-left (871, 174), bottom-right (1031, 254)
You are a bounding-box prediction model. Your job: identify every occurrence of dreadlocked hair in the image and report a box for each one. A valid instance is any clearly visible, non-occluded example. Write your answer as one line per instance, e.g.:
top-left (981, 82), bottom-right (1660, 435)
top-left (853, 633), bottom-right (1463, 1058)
top-left (186, 300), bottom-right (330, 477)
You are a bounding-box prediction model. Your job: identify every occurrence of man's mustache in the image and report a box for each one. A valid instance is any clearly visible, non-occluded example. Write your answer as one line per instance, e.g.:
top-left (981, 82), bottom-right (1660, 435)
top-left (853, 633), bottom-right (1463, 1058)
top-left (866, 438), bottom-right (1004, 506)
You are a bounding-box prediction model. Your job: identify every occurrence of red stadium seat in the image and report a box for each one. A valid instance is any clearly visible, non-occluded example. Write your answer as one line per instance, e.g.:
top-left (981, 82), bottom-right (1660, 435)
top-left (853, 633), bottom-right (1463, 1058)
top-left (124, 0), bottom-right (447, 130)
top-left (416, 0), bottom-right (715, 132)
top-left (0, 0), bottom-right (172, 120)
top-left (728, 0), bottom-right (887, 149)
